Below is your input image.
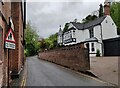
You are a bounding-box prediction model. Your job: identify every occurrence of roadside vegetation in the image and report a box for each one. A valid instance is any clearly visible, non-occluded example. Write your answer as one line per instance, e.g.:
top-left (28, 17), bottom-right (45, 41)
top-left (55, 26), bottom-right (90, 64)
top-left (25, 22), bottom-right (58, 56)
top-left (39, 33), bottom-right (58, 51)
top-left (110, 2), bottom-right (120, 35)
top-left (25, 22), bottom-right (40, 56)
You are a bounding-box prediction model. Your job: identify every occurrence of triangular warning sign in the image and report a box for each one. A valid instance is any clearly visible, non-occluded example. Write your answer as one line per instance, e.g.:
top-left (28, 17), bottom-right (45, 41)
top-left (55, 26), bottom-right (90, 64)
top-left (5, 28), bottom-right (16, 43)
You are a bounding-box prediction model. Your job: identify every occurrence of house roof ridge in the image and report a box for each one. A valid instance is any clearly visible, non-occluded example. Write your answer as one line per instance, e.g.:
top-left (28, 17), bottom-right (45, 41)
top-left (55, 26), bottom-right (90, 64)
top-left (71, 15), bottom-right (107, 30)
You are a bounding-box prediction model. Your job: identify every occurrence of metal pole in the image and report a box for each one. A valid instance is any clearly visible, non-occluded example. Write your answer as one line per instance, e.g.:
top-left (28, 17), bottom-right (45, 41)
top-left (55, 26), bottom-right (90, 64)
top-left (7, 49), bottom-right (9, 88)
top-left (7, 17), bottom-right (10, 88)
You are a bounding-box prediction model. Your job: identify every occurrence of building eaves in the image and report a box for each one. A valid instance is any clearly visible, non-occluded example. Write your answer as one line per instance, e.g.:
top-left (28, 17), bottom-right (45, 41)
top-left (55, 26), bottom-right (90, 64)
top-left (84, 15), bottom-right (106, 29)
top-left (71, 15), bottom-right (107, 30)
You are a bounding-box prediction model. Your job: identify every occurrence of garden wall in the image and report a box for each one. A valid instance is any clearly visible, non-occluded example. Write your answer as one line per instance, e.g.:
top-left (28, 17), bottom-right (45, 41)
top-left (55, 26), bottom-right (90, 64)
top-left (39, 43), bottom-right (90, 71)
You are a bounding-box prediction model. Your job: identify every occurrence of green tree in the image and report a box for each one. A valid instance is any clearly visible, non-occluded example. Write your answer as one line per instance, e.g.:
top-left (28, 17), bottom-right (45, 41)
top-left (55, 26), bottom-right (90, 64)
top-left (99, 4), bottom-right (104, 18)
top-left (110, 2), bottom-right (120, 35)
top-left (39, 33), bottom-right (58, 50)
top-left (25, 22), bottom-right (40, 56)
top-left (47, 33), bottom-right (58, 49)
top-left (63, 23), bottom-right (69, 32)
top-left (82, 15), bottom-right (98, 23)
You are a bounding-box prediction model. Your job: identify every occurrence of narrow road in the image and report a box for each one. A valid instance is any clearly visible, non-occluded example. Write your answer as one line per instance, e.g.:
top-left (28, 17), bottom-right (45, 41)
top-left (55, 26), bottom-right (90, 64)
top-left (26, 56), bottom-right (108, 86)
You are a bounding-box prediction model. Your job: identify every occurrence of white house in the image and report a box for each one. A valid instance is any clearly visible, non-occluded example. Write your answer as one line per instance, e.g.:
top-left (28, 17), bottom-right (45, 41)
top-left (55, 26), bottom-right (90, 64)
top-left (57, 15), bottom-right (118, 56)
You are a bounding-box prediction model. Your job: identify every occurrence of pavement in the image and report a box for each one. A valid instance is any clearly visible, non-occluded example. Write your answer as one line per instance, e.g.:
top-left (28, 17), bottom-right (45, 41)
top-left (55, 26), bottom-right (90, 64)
top-left (0, 60), bottom-right (3, 88)
top-left (10, 62), bottom-right (26, 87)
top-left (88, 56), bottom-right (119, 86)
top-left (25, 56), bottom-right (109, 86)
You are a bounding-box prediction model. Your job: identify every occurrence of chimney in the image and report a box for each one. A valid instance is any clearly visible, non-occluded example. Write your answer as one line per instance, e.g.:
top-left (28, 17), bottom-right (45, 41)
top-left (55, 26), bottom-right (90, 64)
top-left (104, 0), bottom-right (111, 15)
top-left (74, 19), bottom-right (77, 23)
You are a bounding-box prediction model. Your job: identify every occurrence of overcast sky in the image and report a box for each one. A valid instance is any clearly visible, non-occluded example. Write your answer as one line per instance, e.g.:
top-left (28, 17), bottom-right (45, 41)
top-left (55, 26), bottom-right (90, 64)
top-left (27, 0), bottom-right (105, 38)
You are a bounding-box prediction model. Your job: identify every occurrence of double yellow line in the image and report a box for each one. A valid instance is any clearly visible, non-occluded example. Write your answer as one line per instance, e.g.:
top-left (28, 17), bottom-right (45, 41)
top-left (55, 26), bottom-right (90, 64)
top-left (21, 76), bottom-right (26, 88)
top-left (21, 62), bottom-right (27, 88)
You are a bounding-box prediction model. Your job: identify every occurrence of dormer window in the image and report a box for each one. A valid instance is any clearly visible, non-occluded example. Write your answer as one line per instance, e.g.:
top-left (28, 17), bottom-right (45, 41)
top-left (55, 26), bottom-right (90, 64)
top-left (89, 28), bottom-right (94, 38)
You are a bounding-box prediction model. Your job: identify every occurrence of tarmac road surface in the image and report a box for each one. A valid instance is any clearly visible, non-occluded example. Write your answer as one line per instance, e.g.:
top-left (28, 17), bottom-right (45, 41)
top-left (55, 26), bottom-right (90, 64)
top-left (25, 56), bottom-right (108, 86)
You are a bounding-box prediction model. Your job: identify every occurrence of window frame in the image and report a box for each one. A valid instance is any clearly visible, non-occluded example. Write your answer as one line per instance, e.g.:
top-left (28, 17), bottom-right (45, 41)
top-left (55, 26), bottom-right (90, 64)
top-left (91, 43), bottom-right (95, 52)
top-left (89, 28), bottom-right (94, 38)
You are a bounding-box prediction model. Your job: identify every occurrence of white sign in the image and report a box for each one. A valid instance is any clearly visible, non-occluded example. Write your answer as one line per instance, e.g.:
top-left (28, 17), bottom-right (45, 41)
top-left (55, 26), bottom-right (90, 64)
top-left (10, 17), bottom-right (14, 31)
top-left (5, 42), bottom-right (15, 49)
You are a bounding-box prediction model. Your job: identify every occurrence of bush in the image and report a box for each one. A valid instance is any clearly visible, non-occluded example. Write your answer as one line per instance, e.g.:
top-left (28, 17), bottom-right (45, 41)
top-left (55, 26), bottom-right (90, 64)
top-left (96, 49), bottom-right (100, 57)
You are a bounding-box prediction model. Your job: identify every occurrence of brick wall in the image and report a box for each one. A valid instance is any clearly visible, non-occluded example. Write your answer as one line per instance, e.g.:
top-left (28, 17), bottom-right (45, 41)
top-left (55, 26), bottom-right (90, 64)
top-left (10, 2), bottom-right (24, 77)
top-left (0, 2), bottom-right (11, 86)
top-left (0, 26), bottom-right (2, 61)
top-left (0, 1), bottom-right (24, 86)
top-left (39, 43), bottom-right (90, 71)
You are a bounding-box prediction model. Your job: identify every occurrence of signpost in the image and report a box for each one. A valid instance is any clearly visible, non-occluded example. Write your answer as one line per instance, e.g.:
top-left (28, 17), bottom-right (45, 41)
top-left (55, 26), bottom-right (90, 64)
top-left (4, 17), bottom-right (15, 88)
top-left (5, 28), bottom-right (16, 49)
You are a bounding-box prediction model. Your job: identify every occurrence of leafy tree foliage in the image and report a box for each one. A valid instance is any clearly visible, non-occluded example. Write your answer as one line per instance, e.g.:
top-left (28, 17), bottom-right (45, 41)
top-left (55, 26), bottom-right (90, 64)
top-left (99, 4), bottom-right (104, 18)
top-left (39, 33), bottom-right (58, 51)
top-left (82, 15), bottom-right (98, 23)
top-left (25, 22), bottom-right (40, 56)
top-left (110, 2), bottom-right (120, 35)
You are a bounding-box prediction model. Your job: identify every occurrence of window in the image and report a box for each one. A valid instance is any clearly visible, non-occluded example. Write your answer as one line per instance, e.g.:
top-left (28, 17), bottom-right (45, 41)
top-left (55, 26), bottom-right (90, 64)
top-left (91, 43), bottom-right (95, 51)
top-left (70, 33), bottom-right (72, 38)
top-left (73, 30), bottom-right (75, 37)
top-left (89, 28), bottom-right (94, 38)
top-left (106, 20), bottom-right (107, 23)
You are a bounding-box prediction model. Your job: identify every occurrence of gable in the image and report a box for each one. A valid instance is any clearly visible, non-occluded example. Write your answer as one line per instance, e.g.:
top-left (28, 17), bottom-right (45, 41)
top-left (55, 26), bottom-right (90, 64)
top-left (101, 15), bottom-right (117, 27)
top-left (68, 23), bottom-right (77, 30)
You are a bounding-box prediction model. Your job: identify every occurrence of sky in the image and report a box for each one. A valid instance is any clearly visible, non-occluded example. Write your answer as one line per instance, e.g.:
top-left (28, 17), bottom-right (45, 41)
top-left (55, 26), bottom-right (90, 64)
top-left (27, 0), bottom-right (105, 38)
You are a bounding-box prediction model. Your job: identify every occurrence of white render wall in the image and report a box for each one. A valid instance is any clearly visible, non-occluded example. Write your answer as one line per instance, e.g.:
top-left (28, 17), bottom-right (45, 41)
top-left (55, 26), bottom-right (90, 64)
top-left (57, 35), bottom-right (62, 44)
top-left (75, 29), bottom-right (89, 43)
top-left (101, 16), bottom-right (118, 40)
top-left (93, 25), bottom-right (102, 56)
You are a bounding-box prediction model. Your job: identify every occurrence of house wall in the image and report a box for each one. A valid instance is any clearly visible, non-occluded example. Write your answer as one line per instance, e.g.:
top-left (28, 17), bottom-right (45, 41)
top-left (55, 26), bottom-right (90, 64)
top-left (58, 35), bottom-right (62, 44)
top-left (0, 1), bottom-right (11, 86)
top-left (91, 25), bottom-right (103, 56)
top-left (0, 1), bottom-right (24, 86)
top-left (101, 15), bottom-right (118, 40)
top-left (75, 29), bottom-right (89, 43)
top-left (11, 2), bottom-right (24, 77)
top-left (57, 29), bottom-right (63, 44)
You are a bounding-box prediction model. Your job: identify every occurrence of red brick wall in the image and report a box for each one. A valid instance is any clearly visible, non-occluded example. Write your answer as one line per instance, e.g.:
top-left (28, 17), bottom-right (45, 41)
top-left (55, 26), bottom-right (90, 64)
top-left (104, 5), bottom-right (110, 15)
top-left (0, 2), bottom-right (11, 86)
top-left (39, 43), bottom-right (90, 71)
top-left (10, 2), bottom-right (24, 74)
top-left (0, 2), bottom-right (24, 86)
top-left (0, 26), bottom-right (2, 61)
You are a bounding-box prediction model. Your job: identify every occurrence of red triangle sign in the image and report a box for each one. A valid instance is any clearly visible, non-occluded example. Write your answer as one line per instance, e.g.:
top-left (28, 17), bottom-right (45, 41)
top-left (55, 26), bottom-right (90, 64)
top-left (5, 28), bottom-right (16, 43)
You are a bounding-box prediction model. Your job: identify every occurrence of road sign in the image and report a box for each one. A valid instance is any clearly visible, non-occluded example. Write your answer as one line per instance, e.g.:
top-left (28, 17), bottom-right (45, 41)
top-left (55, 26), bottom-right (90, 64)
top-left (5, 28), bottom-right (16, 49)
top-left (5, 42), bottom-right (15, 49)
